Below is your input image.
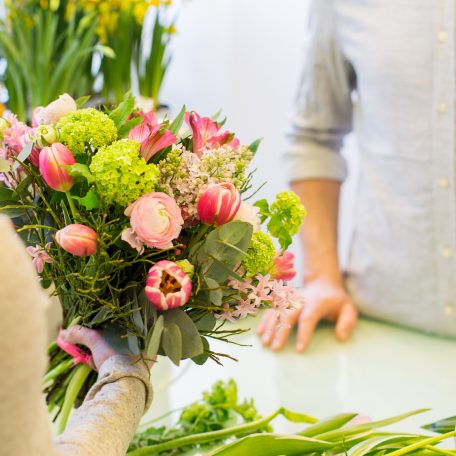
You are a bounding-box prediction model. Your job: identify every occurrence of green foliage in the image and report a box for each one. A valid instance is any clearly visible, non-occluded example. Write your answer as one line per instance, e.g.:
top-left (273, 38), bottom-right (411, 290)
top-left (57, 108), bottom-right (117, 155)
top-left (89, 139), bottom-right (160, 207)
top-left (242, 231), bottom-right (276, 276)
top-left (423, 416), bottom-right (456, 434)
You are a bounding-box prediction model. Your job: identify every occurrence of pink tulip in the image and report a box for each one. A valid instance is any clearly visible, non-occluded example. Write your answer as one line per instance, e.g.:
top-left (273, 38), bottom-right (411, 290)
top-left (271, 251), bottom-right (296, 282)
top-left (145, 260), bottom-right (192, 310)
top-left (197, 183), bottom-right (241, 226)
top-left (185, 112), bottom-right (239, 156)
top-left (55, 224), bottom-right (97, 257)
top-left (39, 143), bottom-right (75, 192)
top-left (122, 192), bottom-right (184, 253)
top-left (129, 112), bottom-right (176, 162)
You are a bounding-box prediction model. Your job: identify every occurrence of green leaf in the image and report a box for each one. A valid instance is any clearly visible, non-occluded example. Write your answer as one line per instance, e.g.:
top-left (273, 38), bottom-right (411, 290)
top-left (298, 413), bottom-right (358, 437)
top-left (12, 141), bottom-right (33, 171)
top-left (248, 138), bottom-right (262, 154)
top-left (72, 188), bottom-right (101, 210)
top-left (423, 416), bottom-right (456, 434)
top-left (0, 186), bottom-right (16, 203)
top-left (104, 323), bottom-right (139, 355)
top-left (208, 433), bottom-right (333, 456)
top-left (109, 93), bottom-right (136, 131)
top-left (350, 434), bottom-right (424, 456)
top-left (162, 322), bottom-right (182, 366)
top-left (163, 309), bottom-right (204, 359)
top-left (118, 116), bottom-right (144, 139)
top-left (65, 163), bottom-right (94, 184)
top-left (146, 315), bottom-right (164, 358)
top-left (205, 277), bottom-right (223, 307)
top-left (96, 44), bottom-right (116, 59)
top-left (169, 105), bottom-right (186, 135)
top-left (0, 158), bottom-right (11, 173)
top-left (253, 199), bottom-right (269, 223)
top-left (191, 337), bottom-right (210, 365)
top-left (76, 95), bottom-right (91, 108)
top-left (282, 409), bottom-right (318, 424)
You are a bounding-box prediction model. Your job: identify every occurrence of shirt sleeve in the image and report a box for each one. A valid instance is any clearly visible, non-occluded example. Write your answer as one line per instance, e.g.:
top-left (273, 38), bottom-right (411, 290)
top-left (286, 0), bottom-right (355, 183)
top-left (0, 215), bottom-right (152, 456)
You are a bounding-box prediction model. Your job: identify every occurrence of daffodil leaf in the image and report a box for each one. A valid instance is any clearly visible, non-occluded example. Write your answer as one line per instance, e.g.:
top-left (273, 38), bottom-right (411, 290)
top-left (169, 105), bottom-right (186, 136)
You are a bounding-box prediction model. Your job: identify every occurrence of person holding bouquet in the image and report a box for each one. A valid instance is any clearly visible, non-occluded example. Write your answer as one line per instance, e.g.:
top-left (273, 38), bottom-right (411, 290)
top-left (0, 215), bottom-right (153, 455)
top-left (259, 0), bottom-right (456, 350)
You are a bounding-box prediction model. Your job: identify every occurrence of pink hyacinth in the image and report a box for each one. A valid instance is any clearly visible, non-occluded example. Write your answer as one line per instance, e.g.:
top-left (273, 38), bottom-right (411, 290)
top-left (145, 260), bottom-right (192, 311)
top-left (129, 112), bottom-right (176, 162)
top-left (2, 113), bottom-right (33, 155)
top-left (197, 182), bottom-right (241, 226)
top-left (271, 251), bottom-right (296, 282)
top-left (26, 243), bottom-right (53, 274)
top-left (185, 112), bottom-right (239, 156)
top-left (214, 303), bottom-right (236, 323)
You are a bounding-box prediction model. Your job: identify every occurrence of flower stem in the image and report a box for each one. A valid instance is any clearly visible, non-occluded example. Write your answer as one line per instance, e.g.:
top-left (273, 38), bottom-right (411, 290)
top-left (127, 408), bottom-right (285, 455)
top-left (65, 192), bottom-right (78, 220)
top-left (43, 358), bottom-right (74, 385)
top-left (386, 431), bottom-right (456, 456)
top-left (56, 363), bottom-right (91, 435)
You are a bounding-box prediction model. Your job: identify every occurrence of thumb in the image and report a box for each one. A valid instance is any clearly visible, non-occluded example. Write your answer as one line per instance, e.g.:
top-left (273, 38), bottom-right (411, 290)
top-left (61, 325), bottom-right (101, 351)
top-left (334, 300), bottom-right (358, 342)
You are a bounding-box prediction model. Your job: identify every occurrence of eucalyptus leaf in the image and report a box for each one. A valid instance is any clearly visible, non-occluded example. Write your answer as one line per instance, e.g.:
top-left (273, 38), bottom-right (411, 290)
top-left (146, 315), bottom-right (164, 358)
top-left (162, 322), bottom-right (182, 366)
top-left (205, 277), bottom-right (223, 307)
top-left (104, 323), bottom-right (138, 355)
top-left (191, 337), bottom-right (210, 365)
top-left (163, 309), bottom-right (204, 359)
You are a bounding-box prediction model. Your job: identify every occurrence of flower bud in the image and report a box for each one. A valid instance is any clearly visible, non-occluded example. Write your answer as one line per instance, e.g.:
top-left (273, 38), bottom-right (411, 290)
top-left (197, 183), bottom-right (241, 226)
top-left (55, 224), bottom-right (97, 257)
top-left (39, 143), bottom-right (75, 192)
top-left (271, 251), bottom-right (296, 282)
top-left (145, 260), bottom-right (192, 311)
top-left (34, 125), bottom-right (59, 148)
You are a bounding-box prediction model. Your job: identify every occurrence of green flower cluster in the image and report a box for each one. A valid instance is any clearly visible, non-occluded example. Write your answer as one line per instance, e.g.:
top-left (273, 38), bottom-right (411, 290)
top-left (57, 108), bottom-right (117, 155)
top-left (270, 191), bottom-right (307, 236)
top-left (242, 231), bottom-right (276, 276)
top-left (200, 145), bottom-right (254, 189)
top-left (90, 140), bottom-right (160, 207)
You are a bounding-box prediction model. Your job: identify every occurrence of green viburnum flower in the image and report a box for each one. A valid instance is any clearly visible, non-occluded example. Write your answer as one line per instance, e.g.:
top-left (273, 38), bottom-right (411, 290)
top-left (57, 108), bottom-right (117, 155)
top-left (270, 191), bottom-right (307, 237)
top-left (90, 140), bottom-right (160, 207)
top-left (242, 231), bottom-right (276, 276)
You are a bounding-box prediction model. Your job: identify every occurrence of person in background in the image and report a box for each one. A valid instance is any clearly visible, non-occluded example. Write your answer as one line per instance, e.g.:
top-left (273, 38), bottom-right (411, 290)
top-left (258, 0), bottom-right (456, 351)
top-left (0, 215), bottom-right (152, 455)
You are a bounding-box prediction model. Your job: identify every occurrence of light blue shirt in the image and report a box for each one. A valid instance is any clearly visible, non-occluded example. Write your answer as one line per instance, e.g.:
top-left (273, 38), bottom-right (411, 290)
top-left (287, 0), bottom-right (456, 337)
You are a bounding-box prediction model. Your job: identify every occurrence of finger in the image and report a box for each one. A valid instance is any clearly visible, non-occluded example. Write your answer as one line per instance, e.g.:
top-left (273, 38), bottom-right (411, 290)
top-left (257, 310), bottom-right (275, 336)
top-left (296, 308), bottom-right (320, 353)
top-left (335, 301), bottom-right (358, 342)
top-left (271, 319), bottom-right (294, 351)
top-left (61, 325), bottom-right (102, 351)
top-left (260, 311), bottom-right (280, 346)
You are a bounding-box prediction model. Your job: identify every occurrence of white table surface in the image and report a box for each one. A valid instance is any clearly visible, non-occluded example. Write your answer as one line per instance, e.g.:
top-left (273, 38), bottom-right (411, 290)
top-left (143, 316), bottom-right (456, 436)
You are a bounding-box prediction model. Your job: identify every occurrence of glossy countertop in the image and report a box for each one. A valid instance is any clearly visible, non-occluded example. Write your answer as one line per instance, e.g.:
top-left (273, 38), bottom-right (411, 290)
top-left (144, 316), bottom-right (456, 435)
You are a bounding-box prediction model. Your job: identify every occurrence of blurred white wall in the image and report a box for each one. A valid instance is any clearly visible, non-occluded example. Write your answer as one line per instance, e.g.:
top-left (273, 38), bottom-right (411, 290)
top-left (162, 0), bottom-right (358, 276)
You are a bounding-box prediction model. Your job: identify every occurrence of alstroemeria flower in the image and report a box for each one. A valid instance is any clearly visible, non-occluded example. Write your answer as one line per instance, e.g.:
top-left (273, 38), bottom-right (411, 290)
top-left (185, 112), bottom-right (239, 156)
top-left (271, 251), bottom-right (296, 282)
top-left (26, 243), bottom-right (53, 274)
top-left (145, 260), bottom-right (192, 311)
top-left (129, 112), bottom-right (176, 162)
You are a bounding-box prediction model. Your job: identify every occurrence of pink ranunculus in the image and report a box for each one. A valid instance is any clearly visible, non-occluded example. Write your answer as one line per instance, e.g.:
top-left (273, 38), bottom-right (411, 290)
top-left (185, 112), bottom-right (239, 156)
top-left (271, 251), bottom-right (296, 282)
top-left (145, 260), bottom-right (193, 311)
top-left (55, 224), bottom-right (97, 257)
top-left (123, 192), bottom-right (184, 252)
top-left (35, 94), bottom-right (77, 126)
top-left (197, 183), bottom-right (241, 226)
top-left (26, 243), bottom-right (53, 274)
top-left (129, 112), bottom-right (176, 162)
top-left (39, 143), bottom-right (75, 192)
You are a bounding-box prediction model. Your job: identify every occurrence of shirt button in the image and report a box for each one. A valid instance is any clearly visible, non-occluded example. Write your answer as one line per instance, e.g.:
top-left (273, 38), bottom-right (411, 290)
top-left (441, 247), bottom-right (453, 259)
top-left (444, 303), bottom-right (454, 316)
top-left (438, 177), bottom-right (450, 188)
top-left (437, 102), bottom-right (448, 113)
top-left (437, 31), bottom-right (448, 42)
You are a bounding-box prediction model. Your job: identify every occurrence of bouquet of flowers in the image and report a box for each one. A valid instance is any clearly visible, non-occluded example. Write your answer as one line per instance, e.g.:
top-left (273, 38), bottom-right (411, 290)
top-left (0, 93), bottom-right (306, 432)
